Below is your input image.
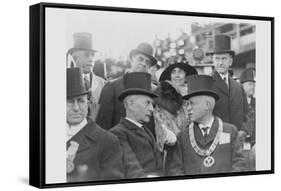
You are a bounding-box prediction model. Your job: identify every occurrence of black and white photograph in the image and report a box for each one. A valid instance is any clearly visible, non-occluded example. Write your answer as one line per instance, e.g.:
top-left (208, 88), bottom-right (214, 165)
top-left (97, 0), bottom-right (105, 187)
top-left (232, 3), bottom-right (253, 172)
top-left (29, 2), bottom-right (273, 188)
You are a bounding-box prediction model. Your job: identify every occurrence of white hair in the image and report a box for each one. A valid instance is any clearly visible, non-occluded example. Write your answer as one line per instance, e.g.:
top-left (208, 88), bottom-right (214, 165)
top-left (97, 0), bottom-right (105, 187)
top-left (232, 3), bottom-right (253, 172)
top-left (123, 95), bottom-right (136, 109)
top-left (203, 95), bottom-right (215, 111)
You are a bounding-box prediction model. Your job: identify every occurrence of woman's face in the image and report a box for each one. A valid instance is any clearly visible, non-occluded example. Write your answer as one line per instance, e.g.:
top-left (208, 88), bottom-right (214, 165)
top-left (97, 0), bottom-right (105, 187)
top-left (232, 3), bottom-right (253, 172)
top-left (171, 67), bottom-right (186, 86)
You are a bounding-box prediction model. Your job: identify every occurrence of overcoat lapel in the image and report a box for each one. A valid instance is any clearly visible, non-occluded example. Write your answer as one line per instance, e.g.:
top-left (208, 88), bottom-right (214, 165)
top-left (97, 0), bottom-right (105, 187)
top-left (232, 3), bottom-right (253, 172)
top-left (120, 118), bottom-right (155, 148)
top-left (193, 123), bottom-right (205, 147)
top-left (193, 118), bottom-right (219, 147)
top-left (228, 77), bottom-right (238, 103)
top-left (213, 71), bottom-right (229, 96)
top-left (67, 121), bottom-right (98, 154)
top-left (205, 117), bottom-right (219, 145)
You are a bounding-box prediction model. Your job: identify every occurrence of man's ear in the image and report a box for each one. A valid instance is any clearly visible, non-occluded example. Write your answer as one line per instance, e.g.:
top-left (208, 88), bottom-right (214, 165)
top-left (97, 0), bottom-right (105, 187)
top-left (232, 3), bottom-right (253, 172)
top-left (229, 56), bottom-right (233, 67)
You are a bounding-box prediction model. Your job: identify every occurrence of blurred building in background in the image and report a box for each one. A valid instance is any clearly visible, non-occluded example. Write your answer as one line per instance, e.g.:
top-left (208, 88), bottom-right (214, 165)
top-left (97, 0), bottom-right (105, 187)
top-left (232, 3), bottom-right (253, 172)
top-left (153, 23), bottom-right (256, 78)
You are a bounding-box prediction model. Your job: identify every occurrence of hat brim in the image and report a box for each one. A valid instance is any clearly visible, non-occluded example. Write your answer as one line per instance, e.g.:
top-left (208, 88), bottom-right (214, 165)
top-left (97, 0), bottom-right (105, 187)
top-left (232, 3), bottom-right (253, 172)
top-left (206, 50), bottom-right (235, 57)
top-left (118, 88), bottom-right (158, 102)
top-left (68, 48), bottom-right (97, 54)
top-left (67, 90), bottom-right (91, 99)
top-left (159, 63), bottom-right (198, 82)
top-left (129, 49), bottom-right (157, 66)
top-left (182, 90), bottom-right (219, 101)
top-left (241, 79), bottom-right (256, 84)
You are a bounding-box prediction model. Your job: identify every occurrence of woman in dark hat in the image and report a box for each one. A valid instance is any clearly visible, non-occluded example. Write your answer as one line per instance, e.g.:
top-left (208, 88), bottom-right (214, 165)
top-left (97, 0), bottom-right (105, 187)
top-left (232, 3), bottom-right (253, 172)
top-left (153, 62), bottom-right (198, 151)
top-left (153, 81), bottom-right (190, 152)
top-left (159, 62), bottom-right (198, 96)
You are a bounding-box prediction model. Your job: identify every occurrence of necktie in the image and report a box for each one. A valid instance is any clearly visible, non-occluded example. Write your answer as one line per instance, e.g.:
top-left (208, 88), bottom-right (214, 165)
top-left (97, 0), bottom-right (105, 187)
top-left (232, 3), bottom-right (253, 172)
top-left (202, 126), bottom-right (209, 137)
top-left (223, 77), bottom-right (228, 88)
top-left (84, 75), bottom-right (90, 90)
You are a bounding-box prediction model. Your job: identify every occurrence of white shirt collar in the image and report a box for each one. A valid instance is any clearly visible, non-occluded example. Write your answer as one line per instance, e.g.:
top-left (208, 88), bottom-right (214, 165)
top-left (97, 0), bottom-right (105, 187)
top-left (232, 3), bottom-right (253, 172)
top-left (247, 97), bottom-right (251, 104)
top-left (219, 72), bottom-right (229, 80)
top-left (82, 72), bottom-right (90, 79)
top-left (198, 116), bottom-right (214, 135)
top-left (219, 73), bottom-right (229, 86)
top-left (125, 117), bottom-right (143, 129)
top-left (67, 118), bottom-right (87, 142)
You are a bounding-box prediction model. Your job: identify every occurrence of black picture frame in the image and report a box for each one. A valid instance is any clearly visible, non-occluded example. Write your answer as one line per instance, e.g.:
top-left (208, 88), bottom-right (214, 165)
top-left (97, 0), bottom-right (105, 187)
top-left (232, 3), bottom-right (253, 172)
top-left (29, 2), bottom-right (274, 188)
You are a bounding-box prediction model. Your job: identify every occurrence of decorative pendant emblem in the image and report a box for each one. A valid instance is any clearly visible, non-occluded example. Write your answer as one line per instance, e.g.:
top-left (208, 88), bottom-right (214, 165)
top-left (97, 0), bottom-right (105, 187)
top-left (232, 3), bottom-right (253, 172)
top-left (188, 117), bottom-right (223, 168)
top-left (203, 155), bottom-right (215, 168)
top-left (66, 141), bottom-right (79, 174)
top-left (67, 159), bottom-right (75, 173)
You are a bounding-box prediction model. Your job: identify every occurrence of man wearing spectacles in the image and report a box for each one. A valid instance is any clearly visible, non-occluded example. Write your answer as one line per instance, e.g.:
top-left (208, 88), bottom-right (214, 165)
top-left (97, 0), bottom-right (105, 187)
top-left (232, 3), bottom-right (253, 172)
top-left (66, 67), bottom-right (123, 182)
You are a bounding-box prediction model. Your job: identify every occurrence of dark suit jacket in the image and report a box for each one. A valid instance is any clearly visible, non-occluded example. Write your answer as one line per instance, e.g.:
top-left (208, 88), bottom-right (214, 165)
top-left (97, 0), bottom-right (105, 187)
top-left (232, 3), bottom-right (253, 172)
top-left (97, 77), bottom-right (125, 131)
top-left (212, 71), bottom-right (249, 130)
top-left (67, 120), bottom-right (124, 182)
top-left (96, 76), bottom-right (156, 136)
top-left (110, 118), bottom-right (163, 178)
top-left (243, 97), bottom-right (256, 145)
top-left (166, 117), bottom-right (248, 176)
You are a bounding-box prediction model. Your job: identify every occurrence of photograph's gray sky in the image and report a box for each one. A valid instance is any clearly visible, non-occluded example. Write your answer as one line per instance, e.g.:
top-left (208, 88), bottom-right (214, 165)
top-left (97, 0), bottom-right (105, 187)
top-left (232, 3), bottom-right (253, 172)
top-left (62, 8), bottom-right (256, 60)
top-left (65, 9), bottom-right (196, 59)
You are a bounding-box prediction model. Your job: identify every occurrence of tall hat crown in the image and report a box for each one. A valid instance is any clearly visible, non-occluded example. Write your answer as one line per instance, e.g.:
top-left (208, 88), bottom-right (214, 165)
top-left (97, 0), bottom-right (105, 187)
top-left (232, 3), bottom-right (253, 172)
top-left (240, 68), bottom-right (256, 83)
top-left (182, 74), bottom-right (219, 100)
top-left (68, 32), bottom-right (97, 54)
top-left (67, 67), bottom-right (90, 98)
top-left (118, 72), bottom-right (158, 101)
top-left (206, 34), bottom-right (235, 57)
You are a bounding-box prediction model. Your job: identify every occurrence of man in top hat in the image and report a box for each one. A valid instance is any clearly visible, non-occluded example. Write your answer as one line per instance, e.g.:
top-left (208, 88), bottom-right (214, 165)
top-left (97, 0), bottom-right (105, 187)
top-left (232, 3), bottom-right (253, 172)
top-left (97, 42), bottom-right (158, 132)
top-left (239, 68), bottom-right (256, 170)
top-left (166, 75), bottom-right (248, 175)
top-left (208, 34), bottom-right (249, 135)
top-left (66, 67), bottom-right (124, 182)
top-left (110, 72), bottom-right (163, 178)
top-left (240, 68), bottom-right (256, 145)
top-left (68, 32), bottom-right (106, 121)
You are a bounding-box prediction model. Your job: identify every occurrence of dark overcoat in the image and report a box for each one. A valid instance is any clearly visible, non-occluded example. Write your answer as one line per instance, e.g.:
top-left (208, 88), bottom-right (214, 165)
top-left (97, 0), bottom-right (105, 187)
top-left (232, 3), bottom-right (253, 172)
top-left (110, 118), bottom-right (163, 178)
top-left (67, 120), bottom-right (124, 182)
top-left (212, 71), bottom-right (249, 130)
top-left (166, 117), bottom-right (248, 176)
top-left (96, 77), bottom-right (125, 130)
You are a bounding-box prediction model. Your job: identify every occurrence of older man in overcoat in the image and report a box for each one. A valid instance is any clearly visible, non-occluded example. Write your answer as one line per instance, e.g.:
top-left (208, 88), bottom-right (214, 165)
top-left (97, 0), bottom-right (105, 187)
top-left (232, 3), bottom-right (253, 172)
top-left (208, 35), bottom-right (249, 134)
top-left (110, 72), bottom-right (163, 178)
top-left (166, 75), bottom-right (248, 176)
top-left (66, 67), bottom-right (124, 182)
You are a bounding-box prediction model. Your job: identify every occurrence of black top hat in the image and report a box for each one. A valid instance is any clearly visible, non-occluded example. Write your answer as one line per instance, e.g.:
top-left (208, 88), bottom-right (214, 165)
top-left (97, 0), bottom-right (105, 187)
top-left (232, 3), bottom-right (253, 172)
top-left (206, 34), bottom-right (235, 57)
top-left (67, 67), bottom-right (90, 98)
top-left (240, 68), bottom-right (256, 83)
top-left (182, 75), bottom-right (219, 100)
top-left (118, 72), bottom-right (158, 101)
top-left (159, 62), bottom-right (198, 82)
top-left (129, 42), bottom-right (157, 66)
top-left (68, 32), bottom-right (97, 54)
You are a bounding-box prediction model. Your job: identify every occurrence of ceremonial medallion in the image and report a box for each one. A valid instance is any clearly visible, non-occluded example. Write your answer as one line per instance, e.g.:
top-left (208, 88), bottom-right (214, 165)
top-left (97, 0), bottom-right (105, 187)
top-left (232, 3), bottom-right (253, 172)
top-left (203, 155), bottom-right (215, 168)
top-left (189, 117), bottom-right (223, 157)
top-left (67, 159), bottom-right (75, 173)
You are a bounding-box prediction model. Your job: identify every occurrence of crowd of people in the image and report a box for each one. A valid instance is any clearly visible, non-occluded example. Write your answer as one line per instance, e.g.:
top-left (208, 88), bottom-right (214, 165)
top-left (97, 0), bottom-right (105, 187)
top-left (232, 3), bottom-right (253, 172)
top-left (66, 32), bottom-right (256, 182)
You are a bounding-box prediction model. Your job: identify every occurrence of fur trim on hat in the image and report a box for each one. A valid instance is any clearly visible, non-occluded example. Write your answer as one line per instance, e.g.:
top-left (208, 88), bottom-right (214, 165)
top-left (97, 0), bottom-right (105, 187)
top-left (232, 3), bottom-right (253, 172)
top-left (154, 81), bottom-right (183, 116)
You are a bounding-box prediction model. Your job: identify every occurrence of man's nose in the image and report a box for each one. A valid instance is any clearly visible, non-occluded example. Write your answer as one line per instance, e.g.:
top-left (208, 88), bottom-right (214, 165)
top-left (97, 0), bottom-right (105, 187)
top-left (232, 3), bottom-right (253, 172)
top-left (88, 56), bottom-right (93, 63)
top-left (217, 59), bottom-right (224, 65)
top-left (186, 104), bottom-right (192, 112)
top-left (148, 103), bottom-right (154, 112)
top-left (73, 100), bottom-right (79, 111)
